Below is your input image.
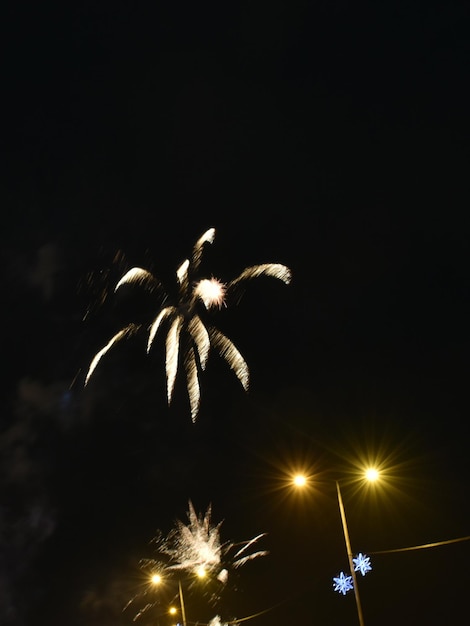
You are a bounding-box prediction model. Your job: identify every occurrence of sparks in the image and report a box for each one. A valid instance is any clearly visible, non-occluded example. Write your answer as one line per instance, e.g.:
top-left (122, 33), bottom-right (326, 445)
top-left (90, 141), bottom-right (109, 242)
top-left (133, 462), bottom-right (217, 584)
top-left (84, 227), bottom-right (291, 422)
top-left (194, 278), bottom-right (227, 309)
top-left (129, 502), bottom-right (268, 623)
top-left (149, 501), bottom-right (268, 580)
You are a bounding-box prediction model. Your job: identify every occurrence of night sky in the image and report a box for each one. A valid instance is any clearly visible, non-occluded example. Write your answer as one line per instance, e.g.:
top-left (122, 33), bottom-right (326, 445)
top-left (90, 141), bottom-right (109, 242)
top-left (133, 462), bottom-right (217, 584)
top-left (2, 2), bottom-right (470, 625)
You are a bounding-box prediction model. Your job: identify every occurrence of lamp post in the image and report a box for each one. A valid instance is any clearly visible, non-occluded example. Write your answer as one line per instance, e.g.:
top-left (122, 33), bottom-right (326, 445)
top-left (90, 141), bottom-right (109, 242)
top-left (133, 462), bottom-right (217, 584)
top-left (292, 468), bottom-right (379, 626)
top-left (178, 579), bottom-right (187, 626)
top-left (336, 480), bottom-right (365, 626)
top-left (151, 574), bottom-right (187, 626)
top-left (150, 565), bottom-right (207, 626)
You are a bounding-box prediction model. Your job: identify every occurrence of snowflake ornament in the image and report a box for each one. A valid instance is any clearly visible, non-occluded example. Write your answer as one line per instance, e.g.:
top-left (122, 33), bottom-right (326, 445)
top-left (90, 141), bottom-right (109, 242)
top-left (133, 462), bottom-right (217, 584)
top-left (353, 553), bottom-right (372, 576)
top-left (333, 571), bottom-right (354, 595)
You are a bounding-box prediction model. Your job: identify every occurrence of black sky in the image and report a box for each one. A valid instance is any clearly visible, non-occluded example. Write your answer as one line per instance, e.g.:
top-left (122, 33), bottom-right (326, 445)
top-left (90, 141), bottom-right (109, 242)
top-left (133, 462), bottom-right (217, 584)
top-left (2, 2), bottom-right (470, 625)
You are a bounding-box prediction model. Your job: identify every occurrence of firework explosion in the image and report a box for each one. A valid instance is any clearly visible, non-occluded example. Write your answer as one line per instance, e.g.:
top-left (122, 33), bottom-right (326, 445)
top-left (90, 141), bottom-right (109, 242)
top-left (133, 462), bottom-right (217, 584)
top-left (143, 500), bottom-right (268, 582)
top-left (129, 501), bottom-right (267, 624)
top-left (84, 227), bottom-right (291, 421)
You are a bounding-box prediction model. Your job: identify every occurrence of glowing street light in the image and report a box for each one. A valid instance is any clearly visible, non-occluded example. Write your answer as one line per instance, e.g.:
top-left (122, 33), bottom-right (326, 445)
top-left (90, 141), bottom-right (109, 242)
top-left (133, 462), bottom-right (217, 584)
top-left (293, 474), bottom-right (307, 487)
top-left (364, 467), bottom-right (379, 482)
top-left (150, 573), bottom-right (187, 626)
top-left (292, 468), bottom-right (380, 626)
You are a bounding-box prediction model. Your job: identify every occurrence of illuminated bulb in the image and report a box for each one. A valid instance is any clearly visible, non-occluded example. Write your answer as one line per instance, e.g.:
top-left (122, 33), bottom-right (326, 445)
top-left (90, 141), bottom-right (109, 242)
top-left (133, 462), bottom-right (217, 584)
top-left (365, 468), bottom-right (379, 482)
top-left (293, 474), bottom-right (307, 487)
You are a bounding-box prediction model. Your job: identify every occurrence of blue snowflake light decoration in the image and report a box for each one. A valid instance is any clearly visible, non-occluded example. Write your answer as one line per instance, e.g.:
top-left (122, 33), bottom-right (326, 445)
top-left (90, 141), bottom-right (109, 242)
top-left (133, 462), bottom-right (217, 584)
top-left (353, 553), bottom-right (372, 576)
top-left (333, 571), bottom-right (354, 595)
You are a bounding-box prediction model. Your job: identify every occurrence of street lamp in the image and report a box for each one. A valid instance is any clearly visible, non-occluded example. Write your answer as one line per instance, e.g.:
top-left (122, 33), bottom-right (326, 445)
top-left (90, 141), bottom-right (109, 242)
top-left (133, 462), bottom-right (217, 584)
top-left (150, 574), bottom-right (187, 626)
top-left (336, 479), bottom-right (364, 626)
top-left (149, 563), bottom-right (209, 626)
top-left (178, 580), bottom-right (187, 626)
top-left (292, 468), bottom-right (380, 626)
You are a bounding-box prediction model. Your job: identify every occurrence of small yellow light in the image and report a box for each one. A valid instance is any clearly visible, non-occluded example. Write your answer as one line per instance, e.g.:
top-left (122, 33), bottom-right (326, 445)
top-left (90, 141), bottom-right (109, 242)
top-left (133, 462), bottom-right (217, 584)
top-left (169, 606), bottom-right (177, 615)
top-left (293, 474), bottom-right (307, 487)
top-left (150, 573), bottom-right (162, 585)
top-left (365, 468), bottom-right (379, 482)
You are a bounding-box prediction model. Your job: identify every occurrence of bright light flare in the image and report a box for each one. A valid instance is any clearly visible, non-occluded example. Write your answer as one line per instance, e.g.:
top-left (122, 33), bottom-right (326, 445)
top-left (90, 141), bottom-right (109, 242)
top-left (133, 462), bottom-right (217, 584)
top-left (293, 474), bottom-right (307, 487)
top-left (150, 573), bottom-right (162, 585)
top-left (365, 467), bottom-right (380, 482)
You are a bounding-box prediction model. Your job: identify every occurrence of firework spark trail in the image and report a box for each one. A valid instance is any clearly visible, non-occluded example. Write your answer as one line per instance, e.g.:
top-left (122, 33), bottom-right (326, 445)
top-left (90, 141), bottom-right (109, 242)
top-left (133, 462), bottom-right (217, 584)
top-left (232, 534), bottom-right (269, 568)
top-left (84, 227), bottom-right (291, 421)
top-left (187, 316), bottom-right (210, 369)
top-left (148, 306), bottom-right (176, 350)
top-left (184, 346), bottom-right (200, 420)
top-left (84, 324), bottom-right (141, 386)
top-left (114, 267), bottom-right (160, 292)
top-left (166, 316), bottom-right (184, 404)
top-left (207, 328), bottom-right (249, 391)
top-left (192, 227), bottom-right (216, 273)
top-left (227, 263), bottom-right (292, 288)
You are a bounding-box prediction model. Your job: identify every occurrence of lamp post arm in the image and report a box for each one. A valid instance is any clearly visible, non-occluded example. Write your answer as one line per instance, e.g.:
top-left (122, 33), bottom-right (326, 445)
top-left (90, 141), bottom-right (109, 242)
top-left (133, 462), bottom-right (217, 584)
top-left (336, 481), bottom-right (365, 626)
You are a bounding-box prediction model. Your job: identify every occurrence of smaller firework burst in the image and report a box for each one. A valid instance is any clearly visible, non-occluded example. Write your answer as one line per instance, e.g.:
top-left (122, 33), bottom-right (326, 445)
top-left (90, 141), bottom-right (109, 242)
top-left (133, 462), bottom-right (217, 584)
top-left (147, 501), bottom-right (268, 581)
top-left (129, 501), bottom-right (268, 623)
